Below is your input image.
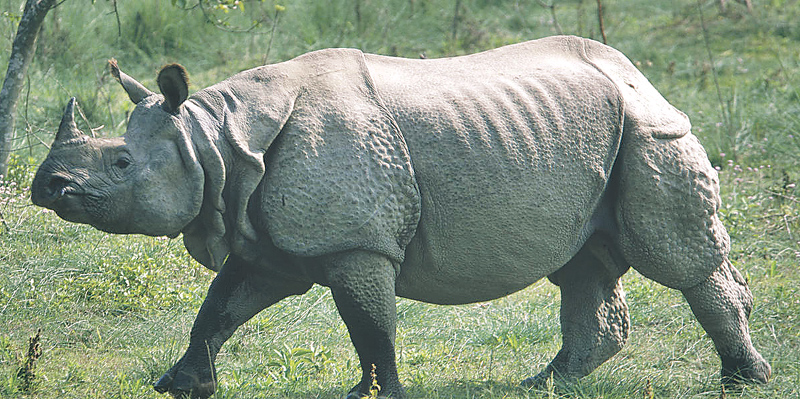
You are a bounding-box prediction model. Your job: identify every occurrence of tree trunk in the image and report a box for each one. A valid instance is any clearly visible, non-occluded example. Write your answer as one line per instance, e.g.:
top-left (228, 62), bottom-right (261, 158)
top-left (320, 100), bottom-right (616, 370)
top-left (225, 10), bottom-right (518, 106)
top-left (0, 0), bottom-right (56, 177)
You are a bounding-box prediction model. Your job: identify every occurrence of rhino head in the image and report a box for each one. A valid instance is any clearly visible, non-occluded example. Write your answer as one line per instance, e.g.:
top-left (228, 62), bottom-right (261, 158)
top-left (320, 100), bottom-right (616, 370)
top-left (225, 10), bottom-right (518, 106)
top-left (31, 62), bottom-right (203, 238)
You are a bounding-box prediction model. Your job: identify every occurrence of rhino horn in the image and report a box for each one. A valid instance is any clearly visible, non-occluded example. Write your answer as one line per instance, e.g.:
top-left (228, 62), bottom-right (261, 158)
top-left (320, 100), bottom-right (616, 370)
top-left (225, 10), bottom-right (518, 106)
top-left (109, 58), bottom-right (154, 104)
top-left (54, 97), bottom-right (85, 144)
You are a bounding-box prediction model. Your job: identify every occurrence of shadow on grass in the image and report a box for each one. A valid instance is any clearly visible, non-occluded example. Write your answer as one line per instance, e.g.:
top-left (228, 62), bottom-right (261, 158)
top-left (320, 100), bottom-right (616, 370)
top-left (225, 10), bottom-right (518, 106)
top-left (284, 375), bottom-right (774, 399)
top-left (286, 378), bottom-right (642, 399)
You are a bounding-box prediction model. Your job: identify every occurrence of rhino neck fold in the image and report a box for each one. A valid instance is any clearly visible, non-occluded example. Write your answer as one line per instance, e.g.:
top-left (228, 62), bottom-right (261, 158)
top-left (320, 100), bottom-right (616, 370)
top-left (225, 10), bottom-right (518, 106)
top-left (177, 50), bottom-right (420, 270)
top-left (178, 69), bottom-right (299, 271)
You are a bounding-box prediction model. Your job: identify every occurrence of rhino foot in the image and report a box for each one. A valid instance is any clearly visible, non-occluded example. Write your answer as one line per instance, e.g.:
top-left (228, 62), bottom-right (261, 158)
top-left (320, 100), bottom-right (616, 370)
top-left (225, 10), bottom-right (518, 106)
top-left (153, 361), bottom-right (216, 399)
top-left (520, 365), bottom-right (579, 390)
top-left (521, 372), bottom-right (549, 388)
top-left (721, 353), bottom-right (771, 387)
top-left (520, 373), bottom-right (549, 389)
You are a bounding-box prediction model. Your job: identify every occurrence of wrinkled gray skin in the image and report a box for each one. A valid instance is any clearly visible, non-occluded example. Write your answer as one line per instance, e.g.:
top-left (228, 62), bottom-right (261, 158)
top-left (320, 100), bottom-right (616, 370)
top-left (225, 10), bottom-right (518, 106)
top-left (31, 36), bottom-right (770, 398)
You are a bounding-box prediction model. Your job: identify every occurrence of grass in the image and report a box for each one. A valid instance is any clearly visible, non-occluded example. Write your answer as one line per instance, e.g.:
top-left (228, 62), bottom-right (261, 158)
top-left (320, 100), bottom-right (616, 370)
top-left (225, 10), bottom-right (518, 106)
top-left (1, 0), bottom-right (799, 398)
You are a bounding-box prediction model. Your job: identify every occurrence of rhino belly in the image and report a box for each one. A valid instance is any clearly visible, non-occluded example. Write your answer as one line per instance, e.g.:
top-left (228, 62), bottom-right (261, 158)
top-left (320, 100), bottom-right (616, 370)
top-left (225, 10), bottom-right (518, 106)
top-left (376, 62), bottom-right (623, 304)
top-left (396, 163), bottom-right (606, 304)
top-left (393, 109), bottom-right (622, 304)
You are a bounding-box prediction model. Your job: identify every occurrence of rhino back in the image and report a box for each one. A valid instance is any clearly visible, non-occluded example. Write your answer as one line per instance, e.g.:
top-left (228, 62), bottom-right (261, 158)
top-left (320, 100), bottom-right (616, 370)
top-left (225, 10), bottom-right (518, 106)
top-left (365, 41), bottom-right (624, 304)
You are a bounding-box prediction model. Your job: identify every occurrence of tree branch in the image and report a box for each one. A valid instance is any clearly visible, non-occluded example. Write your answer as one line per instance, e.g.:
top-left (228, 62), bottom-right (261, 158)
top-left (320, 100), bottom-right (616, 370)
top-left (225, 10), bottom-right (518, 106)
top-left (112, 0), bottom-right (122, 37)
top-left (534, 0), bottom-right (563, 35)
top-left (596, 0), bottom-right (607, 44)
top-left (0, 0), bottom-right (57, 177)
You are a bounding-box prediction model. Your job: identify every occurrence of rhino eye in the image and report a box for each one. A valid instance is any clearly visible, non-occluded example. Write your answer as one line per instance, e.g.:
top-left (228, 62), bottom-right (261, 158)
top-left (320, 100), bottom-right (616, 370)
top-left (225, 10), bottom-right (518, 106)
top-left (114, 158), bottom-right (131, 169)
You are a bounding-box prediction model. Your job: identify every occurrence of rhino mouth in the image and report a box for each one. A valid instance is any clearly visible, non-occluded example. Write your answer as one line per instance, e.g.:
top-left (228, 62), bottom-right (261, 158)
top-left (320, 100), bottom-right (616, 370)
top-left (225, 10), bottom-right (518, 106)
top-left (33, 174), bottom-right (81, 205)
top-left (48, 191), bottom-right (100, 225)
top-left (32, 170), bottom-right (146, 235)
top-left (32, 174), bottom-right (103, 225)
top-left (51, 180), bottom-right (85, 200)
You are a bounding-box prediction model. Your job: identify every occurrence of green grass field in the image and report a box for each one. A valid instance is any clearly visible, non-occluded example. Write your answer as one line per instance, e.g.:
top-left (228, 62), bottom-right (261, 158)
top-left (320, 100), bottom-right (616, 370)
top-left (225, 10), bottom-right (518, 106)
top-left (1, 0), bottom-right (799, 397)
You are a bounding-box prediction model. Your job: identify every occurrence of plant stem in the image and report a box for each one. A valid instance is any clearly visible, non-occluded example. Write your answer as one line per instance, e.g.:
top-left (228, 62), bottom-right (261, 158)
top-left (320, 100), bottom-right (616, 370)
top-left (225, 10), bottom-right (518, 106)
top-left (697, 0), bottom-right (735, 159)
top-left (263, 7), bottom-right (281, 64)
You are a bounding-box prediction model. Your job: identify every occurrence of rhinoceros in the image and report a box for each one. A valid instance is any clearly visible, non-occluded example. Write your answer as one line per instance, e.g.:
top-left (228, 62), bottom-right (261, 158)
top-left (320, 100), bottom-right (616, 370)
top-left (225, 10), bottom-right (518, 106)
top-left (31, 36), bottom-right (770, 398)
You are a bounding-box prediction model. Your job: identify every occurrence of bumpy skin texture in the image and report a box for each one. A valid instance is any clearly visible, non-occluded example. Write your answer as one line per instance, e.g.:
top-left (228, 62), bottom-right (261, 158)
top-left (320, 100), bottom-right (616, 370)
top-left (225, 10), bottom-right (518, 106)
top-left (683, 260), bottom-right (771, 385)
top-left (30, 36), bottom-right (770, 398)
top-left (522, 234), bottom-right (631, 386)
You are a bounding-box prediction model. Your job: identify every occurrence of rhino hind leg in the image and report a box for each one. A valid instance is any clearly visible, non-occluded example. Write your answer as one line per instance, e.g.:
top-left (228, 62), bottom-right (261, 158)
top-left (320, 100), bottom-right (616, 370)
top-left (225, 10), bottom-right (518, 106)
top-left (681, 259), bottom-right (771, 385)
top-left (615, 133), bottom-right (770, 385)
top-left (523, 235), bottom-right (630, 387)
top-left (154, 255), bottom-right (312, 399)
top-left (321, 250), bottom-right (405, 399)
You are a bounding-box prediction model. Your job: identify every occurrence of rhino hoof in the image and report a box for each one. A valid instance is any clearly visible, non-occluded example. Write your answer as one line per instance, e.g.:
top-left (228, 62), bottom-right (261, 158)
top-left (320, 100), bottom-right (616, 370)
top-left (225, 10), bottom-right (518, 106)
top-left (153, 372), bottom-right (174, 394)
top-left (722, 355), bottom-right (771, 387)
top-left (520, 373), bottom-right (548, 388)
top-left (521, 367), bottom-right (579, 390)
top-left (153, 368), bottom-right (216, 399)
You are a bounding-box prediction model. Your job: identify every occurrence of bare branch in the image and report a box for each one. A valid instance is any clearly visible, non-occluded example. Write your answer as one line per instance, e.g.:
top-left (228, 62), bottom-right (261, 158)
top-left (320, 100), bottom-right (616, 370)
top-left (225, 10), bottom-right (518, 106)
top-left (112, 0), bottom-right (122, 37)
top-left (596, 0), bottom-right (607, 44)
top-left (197, 0), bottom-right (272, 34)
top-left (534, 0), bottom-right (562, 35)
top-left (452, 0), bottom-right (462, 41)
top-left (263, 5), bottom-right (284, 64)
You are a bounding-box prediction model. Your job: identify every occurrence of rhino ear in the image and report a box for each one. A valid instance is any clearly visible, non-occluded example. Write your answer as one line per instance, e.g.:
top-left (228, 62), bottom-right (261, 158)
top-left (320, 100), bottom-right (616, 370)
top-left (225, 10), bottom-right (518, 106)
top-left (157, 64), bottom-right (189, 113)
top-left (108, 59), bottom-right (154, 104)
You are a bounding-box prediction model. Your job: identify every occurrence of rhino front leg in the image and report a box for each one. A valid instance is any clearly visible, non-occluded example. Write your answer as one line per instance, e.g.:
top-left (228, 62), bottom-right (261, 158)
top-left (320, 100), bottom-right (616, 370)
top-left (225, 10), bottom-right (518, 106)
top-left (681, 259), bottom-right (771, 386)
top-left (154, 254), bottom-right (312, 399)
top-left (523, 242), bottom-right (630, 387)
top-left (321, 251), bottom-right (405, 399)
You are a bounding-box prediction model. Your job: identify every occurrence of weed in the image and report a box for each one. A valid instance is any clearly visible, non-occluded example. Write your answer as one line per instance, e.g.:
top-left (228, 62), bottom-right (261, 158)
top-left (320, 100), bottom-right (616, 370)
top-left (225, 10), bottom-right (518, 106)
top-left (16, 329), bottom-right (42, 393)
top-left (266, 343), bottom-right (333, 383)
top-left (644, 378), bottom-right (653, 399)
top-left (363, 363), bottom-right (380, 399)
